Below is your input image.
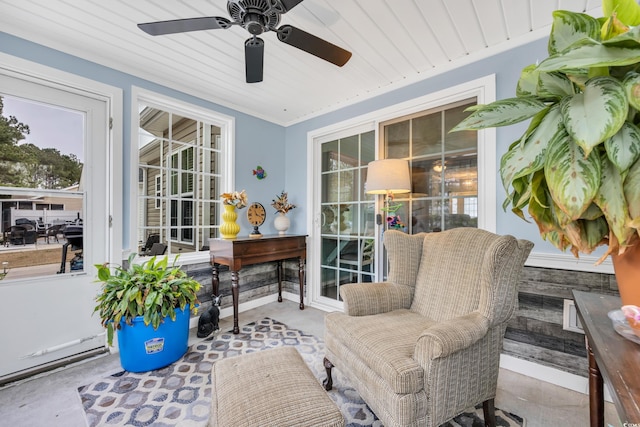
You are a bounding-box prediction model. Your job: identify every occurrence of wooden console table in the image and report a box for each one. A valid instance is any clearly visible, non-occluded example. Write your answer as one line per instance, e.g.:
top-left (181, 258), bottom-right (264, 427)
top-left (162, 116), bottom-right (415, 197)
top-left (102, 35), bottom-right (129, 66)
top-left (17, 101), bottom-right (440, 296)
top-left (209, 235), bottom-right (306, 334)
top-left (572, 290), bottom-right (640, 427)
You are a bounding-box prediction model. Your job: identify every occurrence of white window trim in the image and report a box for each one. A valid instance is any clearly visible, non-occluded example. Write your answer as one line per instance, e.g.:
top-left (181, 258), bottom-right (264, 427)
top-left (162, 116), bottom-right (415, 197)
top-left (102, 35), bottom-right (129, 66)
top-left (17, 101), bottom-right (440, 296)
top-left (130, 86), bottom-right (235, 264)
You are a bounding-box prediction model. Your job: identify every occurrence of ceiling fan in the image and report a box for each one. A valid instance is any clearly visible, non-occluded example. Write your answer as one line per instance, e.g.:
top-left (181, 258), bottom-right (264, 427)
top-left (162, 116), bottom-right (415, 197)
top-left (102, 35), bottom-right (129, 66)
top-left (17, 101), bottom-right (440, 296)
top-left (138, 0), bottom-right (352, 83)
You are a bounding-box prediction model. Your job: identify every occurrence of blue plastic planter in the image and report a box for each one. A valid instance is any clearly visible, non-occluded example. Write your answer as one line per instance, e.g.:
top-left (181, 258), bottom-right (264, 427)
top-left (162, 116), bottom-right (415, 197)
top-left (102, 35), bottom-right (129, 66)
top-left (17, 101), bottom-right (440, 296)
top-left (116, 305), bottom-right (190, 372)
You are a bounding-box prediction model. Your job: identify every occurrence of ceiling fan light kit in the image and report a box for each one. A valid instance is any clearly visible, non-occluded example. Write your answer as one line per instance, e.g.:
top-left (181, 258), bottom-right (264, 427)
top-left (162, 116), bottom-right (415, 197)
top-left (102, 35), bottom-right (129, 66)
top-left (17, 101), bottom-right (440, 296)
top-left (138, 0), bottom-right (352, 83)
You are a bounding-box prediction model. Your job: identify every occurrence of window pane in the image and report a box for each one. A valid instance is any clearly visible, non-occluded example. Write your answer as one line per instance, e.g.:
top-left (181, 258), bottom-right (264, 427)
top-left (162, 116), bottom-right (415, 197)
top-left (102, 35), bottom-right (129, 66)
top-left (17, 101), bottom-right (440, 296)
top-left (412, 113), bottom-right (441, 157)
top-left (172, 114), bottom-right (197, 143)
top-left (384, 120), bottom-right (409, 158)
top-left (339, 135), bottom-right (359, 168)
top-left (444, 102), bottom-right (476, 151)
top-left (322, 140), bottom-right (339, 172)
top-left (339, 170), bottom-right (357, 203)
top-left (443, 154), bottom-right (477, 196)
top-left (361, 130), bottom-right (375, 164)
top-left (412, 159), bottom-right (443, 197)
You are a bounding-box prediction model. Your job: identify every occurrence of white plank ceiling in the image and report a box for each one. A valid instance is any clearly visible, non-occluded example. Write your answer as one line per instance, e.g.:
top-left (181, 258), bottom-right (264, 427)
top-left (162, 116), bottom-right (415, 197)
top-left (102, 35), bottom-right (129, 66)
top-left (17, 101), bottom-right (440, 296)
top-left (0, 0), bottom-right (601, 126)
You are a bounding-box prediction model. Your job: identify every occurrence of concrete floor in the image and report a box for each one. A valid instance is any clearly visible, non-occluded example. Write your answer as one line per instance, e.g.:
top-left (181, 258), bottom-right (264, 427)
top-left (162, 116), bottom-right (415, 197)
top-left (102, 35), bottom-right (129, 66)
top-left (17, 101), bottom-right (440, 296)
top-left (0, 300), bottom-right (621, 427)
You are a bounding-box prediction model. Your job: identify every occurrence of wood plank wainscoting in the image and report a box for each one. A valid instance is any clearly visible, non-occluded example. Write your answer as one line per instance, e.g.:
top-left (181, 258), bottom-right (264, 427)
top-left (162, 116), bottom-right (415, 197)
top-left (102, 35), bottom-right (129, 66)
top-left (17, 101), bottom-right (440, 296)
top-left (183, 260), bottom-right (618, 380)
top-left (504, 266), bottom-right (619, 377)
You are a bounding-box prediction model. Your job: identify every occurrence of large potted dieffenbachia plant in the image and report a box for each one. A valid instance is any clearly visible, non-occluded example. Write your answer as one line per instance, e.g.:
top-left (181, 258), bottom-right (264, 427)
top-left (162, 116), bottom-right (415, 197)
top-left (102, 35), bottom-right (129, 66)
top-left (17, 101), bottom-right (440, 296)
top-left (451, 0), bottom-right (640, 307)
top-left (94, 253), bottom-right (200, 372)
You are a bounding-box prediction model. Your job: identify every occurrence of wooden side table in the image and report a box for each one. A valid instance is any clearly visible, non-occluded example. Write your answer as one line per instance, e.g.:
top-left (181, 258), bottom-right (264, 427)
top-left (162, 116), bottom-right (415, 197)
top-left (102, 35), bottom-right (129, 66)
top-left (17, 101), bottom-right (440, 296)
top-left (209, 235), bottom-right (307, 334)
top-left (572, 290), bottom-right (640, 427)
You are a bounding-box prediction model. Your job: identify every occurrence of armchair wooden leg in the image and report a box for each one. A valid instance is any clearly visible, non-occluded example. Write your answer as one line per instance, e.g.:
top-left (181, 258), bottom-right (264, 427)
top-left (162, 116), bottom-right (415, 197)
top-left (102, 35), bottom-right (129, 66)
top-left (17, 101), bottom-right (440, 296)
top-left (323, 357), bottom-right (334, 391)
top-left (483, 398), bottom-right (497, 427)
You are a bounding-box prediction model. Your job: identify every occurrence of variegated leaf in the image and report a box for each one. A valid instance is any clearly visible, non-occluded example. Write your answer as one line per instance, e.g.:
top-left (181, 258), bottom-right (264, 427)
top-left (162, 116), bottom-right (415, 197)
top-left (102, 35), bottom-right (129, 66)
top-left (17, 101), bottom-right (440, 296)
top-left (580, 202), bottom-right (604, 220)
top-left (548, 11), bottom-right (601, 55)
top-left (600, 15), bottom-right (630, 41)
top-left (604, 0), bottom-right (640, 25)
top-left (450, 97), bottom-right (548, 131)
top-left (542, 230), bottom-right (571, 252)
top-left (545, 133), bottom-right (601, 219)
top-left (517, 64), bottom-right (540, 97)
top-left (562, 221), bottom-right (585, 253)
top-left (583, 217), bottom-right (610, 250)
top-left (594, 155), bottom-right (633, 246)
top-left (604, 121), bottom-right (640, 172)
top-left (561, 77), bottom-right (627, 156)
top-left (623, 71), bottom-right (640, 110)
top-left (528, 171), bottom-right (557, 234)
top-left (537, 72), bottom-right (574, 99)
top-left (602, 23), bottom-right (640, 48)
top-left (539, 38), bottom-right (640, 71)
top-left (500, 105), bottom-right (563, 192)
top-left (564, 219), bottom-right (608, 255)
top-left (511, 175), bottom-right (532, 214)
top-left (625, 157), bottom-right (640, 220)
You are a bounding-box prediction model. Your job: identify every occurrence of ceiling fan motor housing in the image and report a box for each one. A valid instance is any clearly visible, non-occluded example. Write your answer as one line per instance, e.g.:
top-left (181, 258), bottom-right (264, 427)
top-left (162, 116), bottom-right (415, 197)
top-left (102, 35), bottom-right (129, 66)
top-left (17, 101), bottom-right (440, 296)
top-left (228, 0), bottom-right (281, 34)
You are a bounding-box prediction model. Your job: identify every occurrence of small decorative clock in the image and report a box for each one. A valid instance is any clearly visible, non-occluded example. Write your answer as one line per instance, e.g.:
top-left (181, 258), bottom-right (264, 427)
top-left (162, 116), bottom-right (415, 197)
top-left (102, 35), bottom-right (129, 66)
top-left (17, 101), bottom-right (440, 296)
top-left (246, 202), bottom-right (266, 238)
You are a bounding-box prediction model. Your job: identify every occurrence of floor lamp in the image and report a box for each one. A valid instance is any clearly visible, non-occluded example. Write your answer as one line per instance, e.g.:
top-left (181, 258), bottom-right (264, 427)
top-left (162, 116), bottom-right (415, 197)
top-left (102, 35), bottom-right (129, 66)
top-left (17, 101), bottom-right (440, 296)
top-left (365, 159), bottom-right (411, 230)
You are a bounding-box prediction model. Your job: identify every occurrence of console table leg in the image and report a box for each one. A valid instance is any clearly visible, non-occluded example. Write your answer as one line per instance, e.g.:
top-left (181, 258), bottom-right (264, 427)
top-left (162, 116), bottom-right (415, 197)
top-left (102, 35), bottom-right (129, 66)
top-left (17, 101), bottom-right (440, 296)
top-left (298, 256), bottom-right (305, 310)
top-left (277, 260), bottom-right (283, 303)
top-left (587, 340), bottom-right (604, 427)
top-left (212, 263), bottom-right (219, 297)
top-left (231, 270), bottom-right (240, 334)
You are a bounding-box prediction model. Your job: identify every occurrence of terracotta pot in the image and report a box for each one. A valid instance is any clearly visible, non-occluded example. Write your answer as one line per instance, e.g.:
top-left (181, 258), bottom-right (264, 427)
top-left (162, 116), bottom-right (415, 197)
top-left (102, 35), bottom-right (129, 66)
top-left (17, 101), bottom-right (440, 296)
top-left (611, 239), bottom-right (640, 308)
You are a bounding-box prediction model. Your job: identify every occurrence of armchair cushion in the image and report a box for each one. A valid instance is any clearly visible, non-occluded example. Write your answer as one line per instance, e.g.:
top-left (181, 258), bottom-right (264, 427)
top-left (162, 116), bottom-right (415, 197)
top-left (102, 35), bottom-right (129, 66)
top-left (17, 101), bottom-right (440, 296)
top-left (384, 231), bottom-right (426, 290)
top-left (325, 309), bottom-right (434, 394)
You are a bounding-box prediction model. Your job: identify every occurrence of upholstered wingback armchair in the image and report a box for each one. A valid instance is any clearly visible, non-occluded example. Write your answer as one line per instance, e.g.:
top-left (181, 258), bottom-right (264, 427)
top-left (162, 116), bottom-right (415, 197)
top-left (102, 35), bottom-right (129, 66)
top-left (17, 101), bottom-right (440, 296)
top-left (323, 228), bottom-right (533, 427)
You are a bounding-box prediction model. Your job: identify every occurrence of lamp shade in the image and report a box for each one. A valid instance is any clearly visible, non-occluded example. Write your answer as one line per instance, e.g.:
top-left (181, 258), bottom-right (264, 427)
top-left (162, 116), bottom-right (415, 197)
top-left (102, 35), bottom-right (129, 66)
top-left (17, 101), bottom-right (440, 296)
top-left (365, 159), bottom-right (411, 194)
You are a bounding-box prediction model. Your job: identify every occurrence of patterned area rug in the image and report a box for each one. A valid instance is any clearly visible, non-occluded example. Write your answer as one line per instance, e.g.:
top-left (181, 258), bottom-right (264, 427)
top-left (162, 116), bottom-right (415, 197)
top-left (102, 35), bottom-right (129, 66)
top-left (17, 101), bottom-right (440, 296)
top-left (77, 318), bottom-right (525, 427)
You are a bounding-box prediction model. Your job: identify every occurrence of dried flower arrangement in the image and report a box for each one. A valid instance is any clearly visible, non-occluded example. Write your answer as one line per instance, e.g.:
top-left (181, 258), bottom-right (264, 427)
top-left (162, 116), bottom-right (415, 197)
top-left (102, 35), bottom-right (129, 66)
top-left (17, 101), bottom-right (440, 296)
top-left (271, 191), bottom-right (296, 214)
top-left (220, 190), bottom-right (248, 209)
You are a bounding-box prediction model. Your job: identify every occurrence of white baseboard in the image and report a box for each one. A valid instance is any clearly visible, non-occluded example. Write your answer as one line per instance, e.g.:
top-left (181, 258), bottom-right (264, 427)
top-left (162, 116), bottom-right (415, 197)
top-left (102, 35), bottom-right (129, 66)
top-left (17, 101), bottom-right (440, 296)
top-left (500, 354), bottom-right (613, 403)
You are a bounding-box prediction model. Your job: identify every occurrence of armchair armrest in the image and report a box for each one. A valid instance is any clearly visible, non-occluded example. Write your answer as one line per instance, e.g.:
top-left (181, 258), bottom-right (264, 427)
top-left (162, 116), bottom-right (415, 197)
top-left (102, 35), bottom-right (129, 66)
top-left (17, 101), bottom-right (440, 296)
top-left (340, 282), bottom-right (413, 316)
top-left (415, 312), bottom-right (489, 360)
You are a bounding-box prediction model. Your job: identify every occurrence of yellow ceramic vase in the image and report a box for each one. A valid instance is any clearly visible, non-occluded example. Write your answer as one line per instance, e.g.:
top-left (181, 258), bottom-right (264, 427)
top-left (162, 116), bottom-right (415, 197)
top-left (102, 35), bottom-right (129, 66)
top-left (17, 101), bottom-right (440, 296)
top-left (220, 204), bottom-right (240, 239)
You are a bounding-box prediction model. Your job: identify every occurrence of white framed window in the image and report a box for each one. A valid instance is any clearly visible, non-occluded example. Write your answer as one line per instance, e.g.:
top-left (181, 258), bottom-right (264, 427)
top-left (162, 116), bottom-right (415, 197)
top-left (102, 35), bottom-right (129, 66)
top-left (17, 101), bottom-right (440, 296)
top-left (131, 87), bottom-right (234, 259)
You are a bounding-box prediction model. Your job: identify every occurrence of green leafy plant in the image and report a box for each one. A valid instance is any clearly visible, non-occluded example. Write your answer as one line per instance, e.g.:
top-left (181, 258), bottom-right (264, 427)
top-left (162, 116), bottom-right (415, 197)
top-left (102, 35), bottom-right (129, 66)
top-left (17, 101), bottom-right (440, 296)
top-left (94, 253), bottom-right (201, 346)
top-left (452, 0), bottom-right (640, 264)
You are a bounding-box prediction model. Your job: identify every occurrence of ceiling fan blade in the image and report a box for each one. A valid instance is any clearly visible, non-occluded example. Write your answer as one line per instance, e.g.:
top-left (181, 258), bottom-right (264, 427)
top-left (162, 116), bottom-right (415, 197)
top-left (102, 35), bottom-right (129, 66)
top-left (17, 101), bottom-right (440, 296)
top-left (280, 0), bottom-right (305, 12)
top-left (138, 17), bottom-right (231, 36)
top-left (245, 37), bottom-right (265, 83)
top-left (277, 25), bottom-right (351, 66)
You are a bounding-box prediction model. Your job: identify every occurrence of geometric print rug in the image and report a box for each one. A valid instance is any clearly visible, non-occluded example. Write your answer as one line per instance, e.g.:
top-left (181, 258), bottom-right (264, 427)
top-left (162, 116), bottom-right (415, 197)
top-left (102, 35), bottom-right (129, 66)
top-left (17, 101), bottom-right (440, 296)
top-left (77, 318), bottom-right (525, 427)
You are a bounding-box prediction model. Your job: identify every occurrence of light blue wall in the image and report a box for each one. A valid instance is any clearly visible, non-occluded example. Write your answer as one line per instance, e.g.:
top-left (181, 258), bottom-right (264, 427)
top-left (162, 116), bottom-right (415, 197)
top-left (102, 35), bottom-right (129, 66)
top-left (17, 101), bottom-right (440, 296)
top-left (285, 37), bottom-right (566, 255)
top-left (0, 32), bottom-right (287, 244)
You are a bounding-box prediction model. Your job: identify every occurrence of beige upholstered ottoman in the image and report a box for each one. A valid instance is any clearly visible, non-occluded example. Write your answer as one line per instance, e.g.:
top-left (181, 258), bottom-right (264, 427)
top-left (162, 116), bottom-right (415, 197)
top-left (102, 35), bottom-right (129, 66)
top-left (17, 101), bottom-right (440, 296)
top-left (209, 346), bottom-right (344, 427)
